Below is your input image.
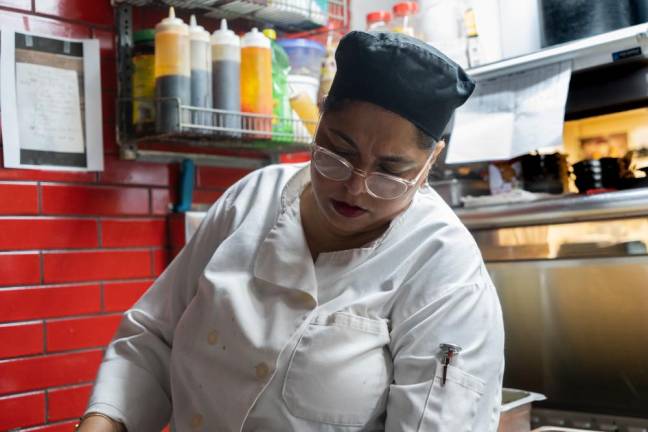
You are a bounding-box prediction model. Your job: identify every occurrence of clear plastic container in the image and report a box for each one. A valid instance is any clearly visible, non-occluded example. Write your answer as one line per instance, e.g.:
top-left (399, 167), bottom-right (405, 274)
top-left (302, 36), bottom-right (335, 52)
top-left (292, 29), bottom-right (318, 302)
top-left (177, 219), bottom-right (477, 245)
top-left (241, 27), bottom-right (273, 138)
top-left (366, 10), bottom-right (392, 31)
top-left (391, 1), bottom-right (420, 37)
top-left (154, 7), bottom-right (190, 133)
top-left (276, 38), bottom-right (326, 79)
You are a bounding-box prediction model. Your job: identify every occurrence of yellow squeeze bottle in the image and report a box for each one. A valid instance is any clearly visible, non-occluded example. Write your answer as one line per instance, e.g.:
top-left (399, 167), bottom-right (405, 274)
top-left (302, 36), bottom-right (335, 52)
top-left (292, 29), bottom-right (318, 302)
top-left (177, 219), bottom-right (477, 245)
top-left (154, 7), bottom-right (190, 133)
top-left (241, 28), bottom-right (273, 138)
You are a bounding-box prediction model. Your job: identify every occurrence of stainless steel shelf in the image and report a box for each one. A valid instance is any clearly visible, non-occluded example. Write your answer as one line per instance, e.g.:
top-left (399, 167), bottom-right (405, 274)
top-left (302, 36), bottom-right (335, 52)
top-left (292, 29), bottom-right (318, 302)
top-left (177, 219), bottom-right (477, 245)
top-left (467, 23), bottom-right (648, 81)
top-left (455, 188), bottom-right (648, 229)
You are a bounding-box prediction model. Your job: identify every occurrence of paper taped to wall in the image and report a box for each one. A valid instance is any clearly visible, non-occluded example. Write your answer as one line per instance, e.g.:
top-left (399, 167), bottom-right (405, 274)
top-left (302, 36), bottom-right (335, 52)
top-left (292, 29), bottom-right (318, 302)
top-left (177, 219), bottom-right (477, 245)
top-left (447, 61), bottom-right (572, 164)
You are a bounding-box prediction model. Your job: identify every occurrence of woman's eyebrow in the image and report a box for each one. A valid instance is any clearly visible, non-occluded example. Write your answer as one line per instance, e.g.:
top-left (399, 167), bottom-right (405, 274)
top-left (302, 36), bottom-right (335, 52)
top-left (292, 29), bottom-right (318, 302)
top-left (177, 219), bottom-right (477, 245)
top-left (328, 127), bottom-right (416, 166)
top-left (329, 128), bottom-right (358, 150)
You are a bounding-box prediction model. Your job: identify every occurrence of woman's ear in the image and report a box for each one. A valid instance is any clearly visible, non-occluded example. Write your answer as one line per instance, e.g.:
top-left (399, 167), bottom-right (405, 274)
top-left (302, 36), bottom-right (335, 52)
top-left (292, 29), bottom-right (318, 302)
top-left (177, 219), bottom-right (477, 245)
top-left (419, 141), bottom-right (446, 189)
top-left (431, 140), bottom-right (446, 165)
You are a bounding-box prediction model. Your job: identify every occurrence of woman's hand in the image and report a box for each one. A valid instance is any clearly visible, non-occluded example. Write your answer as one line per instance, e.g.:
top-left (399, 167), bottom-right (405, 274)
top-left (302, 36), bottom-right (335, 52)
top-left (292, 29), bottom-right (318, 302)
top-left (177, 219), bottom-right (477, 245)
top-left (76, 414), bottom-right (126, 432)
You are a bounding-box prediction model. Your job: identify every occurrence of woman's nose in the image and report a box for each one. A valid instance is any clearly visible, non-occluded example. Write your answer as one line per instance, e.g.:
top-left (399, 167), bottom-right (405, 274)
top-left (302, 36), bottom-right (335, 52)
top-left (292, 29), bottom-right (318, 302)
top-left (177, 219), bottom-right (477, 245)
top-left (344, 170), bottom-right (366, 196)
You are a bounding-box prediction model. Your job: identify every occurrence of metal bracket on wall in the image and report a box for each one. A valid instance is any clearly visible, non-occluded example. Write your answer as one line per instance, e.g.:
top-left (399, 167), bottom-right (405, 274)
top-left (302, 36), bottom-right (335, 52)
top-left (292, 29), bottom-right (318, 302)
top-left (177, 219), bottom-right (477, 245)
top-left (115, 3), bottom-right (134, 156)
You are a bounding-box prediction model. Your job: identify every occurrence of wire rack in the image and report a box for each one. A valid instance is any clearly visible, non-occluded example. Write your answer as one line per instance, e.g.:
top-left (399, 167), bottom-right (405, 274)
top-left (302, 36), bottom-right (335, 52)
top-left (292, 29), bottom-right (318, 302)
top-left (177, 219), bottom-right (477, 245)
top-left (112, 0), bottom-right (347, 31)
top-left (120, 97), bottom-right (317, 149)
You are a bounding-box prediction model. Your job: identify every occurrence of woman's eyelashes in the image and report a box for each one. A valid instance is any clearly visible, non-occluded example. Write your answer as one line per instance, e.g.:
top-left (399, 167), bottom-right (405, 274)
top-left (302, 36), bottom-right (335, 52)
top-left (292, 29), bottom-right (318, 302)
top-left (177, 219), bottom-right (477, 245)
top-left (330, 146), bottom-right (356, 160)
top-left (330, 147), bottom-right (407, 177)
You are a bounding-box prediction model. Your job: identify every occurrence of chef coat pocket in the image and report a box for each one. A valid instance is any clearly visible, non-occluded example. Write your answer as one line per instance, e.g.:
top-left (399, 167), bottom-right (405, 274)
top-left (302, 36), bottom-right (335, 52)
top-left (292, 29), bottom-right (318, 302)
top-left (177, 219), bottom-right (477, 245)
top-left (418, 359), bottom-right (485, 431)
top-left (282, 312), bottom-right (392, 426)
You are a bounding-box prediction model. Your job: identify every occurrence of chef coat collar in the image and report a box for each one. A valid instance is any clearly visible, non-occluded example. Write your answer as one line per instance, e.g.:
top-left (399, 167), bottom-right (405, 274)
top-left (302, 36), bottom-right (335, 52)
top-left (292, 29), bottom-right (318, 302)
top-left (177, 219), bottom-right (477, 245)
top-left (254, 163), bottom-right (415, 294)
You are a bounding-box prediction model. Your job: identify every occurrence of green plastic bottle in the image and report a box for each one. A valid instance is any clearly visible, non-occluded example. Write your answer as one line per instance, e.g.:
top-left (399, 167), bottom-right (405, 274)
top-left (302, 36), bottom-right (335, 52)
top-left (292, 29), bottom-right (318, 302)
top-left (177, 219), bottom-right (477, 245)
top-left (263, 29), bottom-right (293, 144)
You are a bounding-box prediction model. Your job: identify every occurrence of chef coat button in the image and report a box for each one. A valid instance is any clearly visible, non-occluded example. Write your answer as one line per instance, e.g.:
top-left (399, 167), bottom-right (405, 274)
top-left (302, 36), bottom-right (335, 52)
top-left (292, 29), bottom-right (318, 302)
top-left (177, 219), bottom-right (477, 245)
top-left (190, 413), bottom-right (203, 429)
top-left (255, 362), bottom-right (270, 380)
top-left (207, 330), bottom-right (219, 345)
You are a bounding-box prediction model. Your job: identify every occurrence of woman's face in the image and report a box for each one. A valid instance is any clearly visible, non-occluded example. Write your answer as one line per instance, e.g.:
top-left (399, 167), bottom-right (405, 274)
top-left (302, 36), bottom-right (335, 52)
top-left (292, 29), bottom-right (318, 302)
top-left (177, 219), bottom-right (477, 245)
top-left (309, 100), bottom-right (443, 239)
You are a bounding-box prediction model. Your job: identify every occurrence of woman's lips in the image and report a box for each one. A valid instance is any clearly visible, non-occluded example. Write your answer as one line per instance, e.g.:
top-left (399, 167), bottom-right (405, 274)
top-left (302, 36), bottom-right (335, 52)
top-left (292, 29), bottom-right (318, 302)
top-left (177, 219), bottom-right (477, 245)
top-left (331, 199), bottom-right (367, 218)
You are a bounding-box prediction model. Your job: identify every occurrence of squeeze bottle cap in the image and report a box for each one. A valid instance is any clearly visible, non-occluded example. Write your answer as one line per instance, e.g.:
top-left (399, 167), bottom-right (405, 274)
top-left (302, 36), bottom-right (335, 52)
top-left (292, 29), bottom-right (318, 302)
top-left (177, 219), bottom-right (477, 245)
top-left (393, 1), bottom-right (419, 17)
top-left (262, 28), bottom-right (277, 40)
top-left (366, 10), bottom-right (392, 24)
top-left (189, 15), bottom-right (210, 42)
top-left (242, 27), bottom-right (270, 49)
top-left (156, 7), bottom-right (188, 34)
top-left (211, 18), bottom-right (240, 46)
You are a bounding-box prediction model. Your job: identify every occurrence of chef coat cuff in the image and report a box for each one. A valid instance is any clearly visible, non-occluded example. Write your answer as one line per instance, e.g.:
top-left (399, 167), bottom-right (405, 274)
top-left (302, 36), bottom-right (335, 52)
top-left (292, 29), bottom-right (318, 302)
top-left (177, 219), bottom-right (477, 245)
top-left (84, 402), bottom-right (127, 427)
top-left (88, 367), bottom-right (171, 432)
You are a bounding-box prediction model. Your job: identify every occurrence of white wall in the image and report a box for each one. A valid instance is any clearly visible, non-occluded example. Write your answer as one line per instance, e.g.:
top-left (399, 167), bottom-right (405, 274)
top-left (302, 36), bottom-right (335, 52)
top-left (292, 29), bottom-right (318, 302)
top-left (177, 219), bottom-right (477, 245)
top-left (350, 0), bottom-right (396, 31)
top-left (350, 0), bottom-right (543, 62)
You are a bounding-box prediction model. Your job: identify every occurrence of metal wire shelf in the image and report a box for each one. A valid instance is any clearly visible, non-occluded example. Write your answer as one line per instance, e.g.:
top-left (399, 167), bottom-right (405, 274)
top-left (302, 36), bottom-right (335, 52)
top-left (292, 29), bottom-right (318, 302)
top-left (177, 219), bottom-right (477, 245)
top-left (112, 0), bottom-right (347, 31)
top-left (118, 97), bottom-right (317, 163)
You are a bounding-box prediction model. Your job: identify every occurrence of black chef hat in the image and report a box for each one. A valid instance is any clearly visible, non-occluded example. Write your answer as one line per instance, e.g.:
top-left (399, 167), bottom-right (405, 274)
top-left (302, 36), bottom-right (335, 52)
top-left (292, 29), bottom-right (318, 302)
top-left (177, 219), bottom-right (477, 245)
top-left (327, 31), bottom-right (476, 141)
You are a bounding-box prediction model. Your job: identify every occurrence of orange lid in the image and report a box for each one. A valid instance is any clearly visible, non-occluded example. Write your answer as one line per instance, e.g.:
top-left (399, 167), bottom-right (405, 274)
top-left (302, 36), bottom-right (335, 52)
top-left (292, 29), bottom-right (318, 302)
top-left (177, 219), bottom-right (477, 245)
top-left (366, 10), bottom-right (392, 23)
top-left (393, 2), bottom-right (419, 17)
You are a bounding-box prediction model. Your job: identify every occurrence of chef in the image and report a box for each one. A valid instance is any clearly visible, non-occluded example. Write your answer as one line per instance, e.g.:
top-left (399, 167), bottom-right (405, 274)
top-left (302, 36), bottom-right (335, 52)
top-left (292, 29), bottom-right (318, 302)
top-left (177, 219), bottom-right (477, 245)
top-left (78, 31), bottom-right (504, 432)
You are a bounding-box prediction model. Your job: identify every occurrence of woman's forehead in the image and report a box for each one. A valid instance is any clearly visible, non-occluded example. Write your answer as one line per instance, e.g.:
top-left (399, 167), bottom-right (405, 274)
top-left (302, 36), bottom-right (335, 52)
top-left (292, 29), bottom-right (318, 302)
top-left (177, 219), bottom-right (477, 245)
top-left (319, 101), bottom-right (424, 156)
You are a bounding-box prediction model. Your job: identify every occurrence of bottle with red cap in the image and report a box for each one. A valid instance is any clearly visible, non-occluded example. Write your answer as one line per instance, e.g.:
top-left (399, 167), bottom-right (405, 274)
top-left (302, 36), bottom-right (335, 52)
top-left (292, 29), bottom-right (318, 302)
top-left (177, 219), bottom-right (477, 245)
top-left (366, 10), bottom-right (392, 32)
top-left (391, 1), bottom-right (420, 37)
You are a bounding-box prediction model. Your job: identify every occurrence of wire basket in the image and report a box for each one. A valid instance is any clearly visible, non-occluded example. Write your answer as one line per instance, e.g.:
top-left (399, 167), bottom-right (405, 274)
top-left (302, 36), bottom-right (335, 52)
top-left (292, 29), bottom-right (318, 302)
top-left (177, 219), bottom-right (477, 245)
top-left (120, 97), bottom-right (318, 148)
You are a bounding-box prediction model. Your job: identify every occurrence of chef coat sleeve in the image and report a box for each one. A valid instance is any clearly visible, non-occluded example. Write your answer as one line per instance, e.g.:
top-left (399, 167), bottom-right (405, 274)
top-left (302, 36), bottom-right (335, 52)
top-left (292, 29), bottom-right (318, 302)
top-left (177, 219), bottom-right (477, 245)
top-left (385, 269), bottom-right (505, 432)
top-left (85, 187), bottom-right (239, 432)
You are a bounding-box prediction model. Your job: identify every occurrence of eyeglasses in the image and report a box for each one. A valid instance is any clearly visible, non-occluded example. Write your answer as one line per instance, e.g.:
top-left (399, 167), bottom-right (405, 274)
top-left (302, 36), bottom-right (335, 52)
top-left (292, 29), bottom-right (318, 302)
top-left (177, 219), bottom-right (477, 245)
top-left (311, 144), bottom-right (433, 200)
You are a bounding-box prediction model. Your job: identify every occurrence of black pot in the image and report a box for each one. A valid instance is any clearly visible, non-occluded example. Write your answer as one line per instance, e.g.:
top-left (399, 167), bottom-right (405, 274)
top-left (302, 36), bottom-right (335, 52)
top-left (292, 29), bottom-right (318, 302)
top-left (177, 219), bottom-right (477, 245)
top-left (573, 158), bottom-right (623, 193)
top-left (541, 0), bottom-right (633, 47)
top-left (520, 153), bottom-right (569, 194)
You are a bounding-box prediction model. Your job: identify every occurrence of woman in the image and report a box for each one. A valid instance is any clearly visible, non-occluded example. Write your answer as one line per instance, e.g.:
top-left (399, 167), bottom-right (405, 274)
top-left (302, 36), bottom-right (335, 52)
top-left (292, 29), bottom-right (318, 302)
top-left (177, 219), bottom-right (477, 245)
top-left (79, 31), bottom-right (504, 432)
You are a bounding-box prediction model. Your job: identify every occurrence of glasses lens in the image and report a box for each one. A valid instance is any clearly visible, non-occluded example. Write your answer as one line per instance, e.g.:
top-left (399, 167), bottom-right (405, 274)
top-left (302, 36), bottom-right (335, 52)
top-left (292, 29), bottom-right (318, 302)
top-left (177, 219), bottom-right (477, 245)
top-left (366, 173), bottom-right (409, 200)
top-left (313, 148), bottom-right (351, 181)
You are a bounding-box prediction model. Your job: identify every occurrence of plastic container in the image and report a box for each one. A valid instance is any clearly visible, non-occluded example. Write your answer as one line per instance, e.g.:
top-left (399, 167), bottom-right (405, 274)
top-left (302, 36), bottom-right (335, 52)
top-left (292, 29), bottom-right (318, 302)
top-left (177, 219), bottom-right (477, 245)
top-left (263, 28), bottom-right (293, 143)
top-left (132, 29), bottom-right (155, 136)
top-left (154, 7), bottom-right (190, 133)
top-left (277, 38), bottom-right (326, 79)
top-left (189, 15), bottom-right (212, 126)
top-left (391, 1), bottom-right (419, 37)
top-left (288, 74), bottom-right (319, 139)
top-left (211, 18), bottom-right (240, 136)
top-left (366, 10), bottom-right (392, 31)
top-left (241, 27), bottom-right (273, 138)
top-left (288, 74), bottom-right (319, 103)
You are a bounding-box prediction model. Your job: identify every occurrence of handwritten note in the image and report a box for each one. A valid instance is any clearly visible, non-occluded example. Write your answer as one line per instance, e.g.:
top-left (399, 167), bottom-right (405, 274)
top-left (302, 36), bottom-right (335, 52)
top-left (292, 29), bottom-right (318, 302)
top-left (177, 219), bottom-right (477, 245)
top-left (447, 61), bottom-right (572, 164)
top-left (15, 62), bottom-right (84, 153)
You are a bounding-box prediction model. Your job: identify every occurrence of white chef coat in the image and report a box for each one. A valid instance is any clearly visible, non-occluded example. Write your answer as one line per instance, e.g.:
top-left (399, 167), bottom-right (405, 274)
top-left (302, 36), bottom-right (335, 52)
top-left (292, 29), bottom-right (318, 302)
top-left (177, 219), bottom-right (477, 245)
top-left (87, 163), bottom-right (504, 432)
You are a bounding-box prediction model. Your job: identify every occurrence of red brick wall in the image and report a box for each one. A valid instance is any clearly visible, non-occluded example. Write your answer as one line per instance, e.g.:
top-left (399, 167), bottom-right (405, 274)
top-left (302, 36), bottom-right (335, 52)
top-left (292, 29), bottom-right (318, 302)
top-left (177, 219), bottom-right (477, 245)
top-left (0, 1), bottom-right (252, 430)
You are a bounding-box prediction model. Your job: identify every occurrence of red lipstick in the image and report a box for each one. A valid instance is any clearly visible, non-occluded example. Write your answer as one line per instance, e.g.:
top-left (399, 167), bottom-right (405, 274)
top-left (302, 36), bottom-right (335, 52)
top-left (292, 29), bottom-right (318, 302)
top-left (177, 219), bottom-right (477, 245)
top-left (331, 199), bottom-right (367, 218)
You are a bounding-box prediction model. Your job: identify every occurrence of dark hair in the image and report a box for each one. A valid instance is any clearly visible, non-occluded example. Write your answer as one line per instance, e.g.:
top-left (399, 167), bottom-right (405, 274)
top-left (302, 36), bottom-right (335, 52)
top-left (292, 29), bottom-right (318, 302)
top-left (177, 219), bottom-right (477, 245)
top-left (322, 96), bottom-right (437, 150)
